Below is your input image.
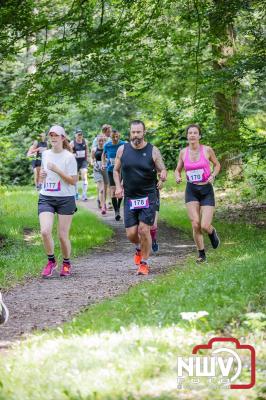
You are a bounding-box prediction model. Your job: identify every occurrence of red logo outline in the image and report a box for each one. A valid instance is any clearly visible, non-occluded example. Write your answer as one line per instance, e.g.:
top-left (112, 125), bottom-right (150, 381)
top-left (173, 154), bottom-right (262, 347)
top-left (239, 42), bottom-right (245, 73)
top-left (192, 337), bottom-right (256, 389)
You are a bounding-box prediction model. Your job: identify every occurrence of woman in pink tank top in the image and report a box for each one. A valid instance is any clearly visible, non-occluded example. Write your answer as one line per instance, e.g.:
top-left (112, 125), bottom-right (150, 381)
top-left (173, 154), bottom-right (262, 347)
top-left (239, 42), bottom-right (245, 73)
top-left (175, 124), bottom-right (221, 263)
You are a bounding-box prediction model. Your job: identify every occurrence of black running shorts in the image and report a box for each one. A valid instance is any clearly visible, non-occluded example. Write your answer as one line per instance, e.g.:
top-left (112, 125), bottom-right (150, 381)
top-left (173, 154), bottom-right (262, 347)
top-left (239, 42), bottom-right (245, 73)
top-left (38, 194), bottom-right (77, 215)
top-left (108, 170), bottom-right (115, 186)
top-left (156, 189), bottom-right (160, 212)
top-left (77, 160), bottom-right (88, 171)
top-left (124, 192), bottom-right (157, 228)
top-left (32, 159), bottom-right (41, 169)
top-left (185, 182), bottom-right (215, 206)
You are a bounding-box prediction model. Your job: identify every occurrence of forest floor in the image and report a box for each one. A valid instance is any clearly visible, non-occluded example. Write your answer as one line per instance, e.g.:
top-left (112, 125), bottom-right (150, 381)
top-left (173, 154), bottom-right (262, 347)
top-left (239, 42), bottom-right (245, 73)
top-left (0, 199), bottom-right (194, 344)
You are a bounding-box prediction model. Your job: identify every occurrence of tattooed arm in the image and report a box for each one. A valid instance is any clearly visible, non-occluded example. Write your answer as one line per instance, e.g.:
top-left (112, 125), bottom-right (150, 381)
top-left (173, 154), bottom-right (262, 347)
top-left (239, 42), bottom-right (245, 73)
top-left (152, 146), bottom-right (167, 182)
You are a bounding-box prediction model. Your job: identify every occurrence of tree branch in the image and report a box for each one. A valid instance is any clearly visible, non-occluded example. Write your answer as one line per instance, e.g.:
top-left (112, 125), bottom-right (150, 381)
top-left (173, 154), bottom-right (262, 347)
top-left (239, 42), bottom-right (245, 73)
top-left (41, 25), bottom-right (48, 64)
top-left (100, 0), bottom-right (105, 27)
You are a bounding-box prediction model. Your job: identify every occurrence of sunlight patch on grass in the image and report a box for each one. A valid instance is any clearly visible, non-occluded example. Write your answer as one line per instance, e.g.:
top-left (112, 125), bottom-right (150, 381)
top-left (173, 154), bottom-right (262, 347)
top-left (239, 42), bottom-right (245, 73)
top-left (0, 325), bottom-right (264, 400)
top-left (0, 327), bottom-right (208, 399)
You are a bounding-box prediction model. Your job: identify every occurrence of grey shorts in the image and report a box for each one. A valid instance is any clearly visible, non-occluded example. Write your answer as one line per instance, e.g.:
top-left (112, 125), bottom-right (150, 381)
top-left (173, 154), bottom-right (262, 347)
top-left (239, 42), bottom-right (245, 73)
top-left (93, 169), bottom-right (108, 184)
top-left (38, 195), bottom-right (77, 215)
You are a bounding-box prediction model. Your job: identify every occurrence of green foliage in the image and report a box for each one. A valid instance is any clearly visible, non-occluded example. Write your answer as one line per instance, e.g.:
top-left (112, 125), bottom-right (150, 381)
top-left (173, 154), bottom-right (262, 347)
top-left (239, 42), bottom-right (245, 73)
top-left (0, 0), bottom-right (265, 184)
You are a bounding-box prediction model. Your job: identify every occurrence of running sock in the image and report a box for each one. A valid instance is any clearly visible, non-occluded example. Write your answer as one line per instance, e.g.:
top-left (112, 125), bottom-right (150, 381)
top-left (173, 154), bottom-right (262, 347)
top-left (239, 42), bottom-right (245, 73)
top-left (150, 227), bottom-right (157, 241)
top-left (48, 254), bottom-right (56, 263)
top-left (135, 244), bottom-right (141, 252)
top-left (111, 197), bottom-right (118, 212)
top-left (198, 249), bottom-right (206, 258)
top-left (63, 258), bottom-right (70, 265)
top-left (141, 258), bottom-right (149, 265)
top-left (117, 198), bottom-right (122, 211)
top-left (197, 249), bottom-right (206, 264)
top-left (82, 182), bottom-right (88, 196)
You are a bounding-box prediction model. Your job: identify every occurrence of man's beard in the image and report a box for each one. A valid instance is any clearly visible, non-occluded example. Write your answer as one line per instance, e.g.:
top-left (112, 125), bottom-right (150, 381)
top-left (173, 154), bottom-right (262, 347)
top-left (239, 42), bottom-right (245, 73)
top-left (132, 137), bottom-right (142, 145)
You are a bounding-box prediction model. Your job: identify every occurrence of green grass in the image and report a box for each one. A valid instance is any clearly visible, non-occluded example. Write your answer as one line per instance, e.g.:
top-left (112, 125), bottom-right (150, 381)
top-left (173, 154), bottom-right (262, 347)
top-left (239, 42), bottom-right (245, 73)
top-left (55, 197), bottom-right (265, 335)
top-left (161, 170), bottom-right (186, 193)
top-left (0, 186), bottom-right (112, 288)
top-left (0, 185), bottom-right (265, 399)
top-left (86, 172), bottom-right (98, 198)
top-left (1, 325), bottom-right (264, 400)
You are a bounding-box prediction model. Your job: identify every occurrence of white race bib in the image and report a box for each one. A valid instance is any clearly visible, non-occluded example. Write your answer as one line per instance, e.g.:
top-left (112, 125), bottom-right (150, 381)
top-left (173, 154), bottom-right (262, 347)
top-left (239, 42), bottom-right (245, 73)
top-left (76, 150), bottom-right (86, 159)
top-left (129, 197), bottom-right (149, 210)
top-left (44, 178), bottom-right (61, 192)
top-left (187, 169), bottom-right (204, 183)
top-left (39, 147), bottom-right (47, 153)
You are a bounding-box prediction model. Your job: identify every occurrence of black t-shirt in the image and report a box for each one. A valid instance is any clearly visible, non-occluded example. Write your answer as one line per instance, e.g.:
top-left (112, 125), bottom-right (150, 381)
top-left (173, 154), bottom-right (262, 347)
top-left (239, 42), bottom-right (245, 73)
top-left (121, 142), bottom-right (157, 197)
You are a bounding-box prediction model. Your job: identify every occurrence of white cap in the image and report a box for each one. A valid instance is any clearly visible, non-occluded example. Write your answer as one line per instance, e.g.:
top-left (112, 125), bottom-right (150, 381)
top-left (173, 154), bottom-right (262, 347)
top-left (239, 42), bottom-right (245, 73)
top-left (48, 125), bottom-right (66, 137)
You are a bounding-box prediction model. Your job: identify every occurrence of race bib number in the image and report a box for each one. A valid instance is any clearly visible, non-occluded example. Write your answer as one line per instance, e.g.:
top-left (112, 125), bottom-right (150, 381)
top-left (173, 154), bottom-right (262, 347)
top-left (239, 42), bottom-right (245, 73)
top-left (109, 158), bottom-right (115, 166)
top-left (76, 150), bottom-right (86, 158)
top-left (39, 147), bottom-right (47, 153)
top-left (187, 169), bottom-right (204, 183)
top-left (44, 178), bottom-right (61, 192)
top-left (129, 197), bottom-right (149, 210)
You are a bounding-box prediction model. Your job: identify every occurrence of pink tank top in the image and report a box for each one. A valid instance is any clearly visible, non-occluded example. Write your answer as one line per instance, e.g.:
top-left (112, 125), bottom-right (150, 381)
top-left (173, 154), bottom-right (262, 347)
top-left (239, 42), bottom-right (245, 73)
top-left (184, 145), bottom-right (211, 183)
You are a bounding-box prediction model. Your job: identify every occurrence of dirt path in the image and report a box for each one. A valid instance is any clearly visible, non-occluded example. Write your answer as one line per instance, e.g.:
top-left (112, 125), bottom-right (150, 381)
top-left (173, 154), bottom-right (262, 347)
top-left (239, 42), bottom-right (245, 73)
top-left (0, 200), bottom-right (194, 344)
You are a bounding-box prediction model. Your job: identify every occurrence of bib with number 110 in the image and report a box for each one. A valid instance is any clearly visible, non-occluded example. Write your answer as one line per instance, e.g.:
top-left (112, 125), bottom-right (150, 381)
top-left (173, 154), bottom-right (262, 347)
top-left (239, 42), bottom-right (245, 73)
top-left (186, 168), bottom-right (204, 183)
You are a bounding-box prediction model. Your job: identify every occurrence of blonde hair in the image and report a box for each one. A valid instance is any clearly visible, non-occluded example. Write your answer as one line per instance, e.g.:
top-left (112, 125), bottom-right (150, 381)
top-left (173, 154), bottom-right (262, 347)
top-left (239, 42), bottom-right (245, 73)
top-left (101, 124), bottom-right (112, 134)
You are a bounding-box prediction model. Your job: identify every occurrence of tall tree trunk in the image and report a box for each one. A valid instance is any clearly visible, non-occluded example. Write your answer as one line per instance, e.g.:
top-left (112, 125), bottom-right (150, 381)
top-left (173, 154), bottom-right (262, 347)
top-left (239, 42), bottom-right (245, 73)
top-left (209, 0), bottom-right (242, 174)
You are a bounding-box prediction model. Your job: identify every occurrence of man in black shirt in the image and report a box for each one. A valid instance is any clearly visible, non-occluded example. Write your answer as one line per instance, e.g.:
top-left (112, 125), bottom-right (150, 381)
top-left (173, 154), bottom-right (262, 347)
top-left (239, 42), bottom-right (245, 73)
top-left (114, 120), bottom-right (167, 275)
top-left (70, 129), bottom-right (89, 201)
top-left (0, 292), bottom-right (9, 325)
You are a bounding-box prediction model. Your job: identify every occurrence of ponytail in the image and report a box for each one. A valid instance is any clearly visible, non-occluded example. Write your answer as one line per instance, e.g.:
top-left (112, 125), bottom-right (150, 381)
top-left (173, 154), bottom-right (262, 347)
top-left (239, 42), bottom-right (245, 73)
top-left (63, 138), bottom-right (73, 152)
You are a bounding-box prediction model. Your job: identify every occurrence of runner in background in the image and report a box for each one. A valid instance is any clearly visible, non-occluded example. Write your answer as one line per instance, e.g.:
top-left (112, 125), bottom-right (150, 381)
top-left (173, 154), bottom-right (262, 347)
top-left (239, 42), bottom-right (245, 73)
top-left (70, 129), bottom-right (88, 201)
top-left (27, 132), bottom-right (48, 190)
top-left (102, 129), bottom-right (125, 221)
top-left (114, 120), bottom-right (167, 275)
top-left (0, 292), bottom-right (9, 325)
top-left (91, 124), bottom-right (112, 209)
top-left (39, 125), bottom-right (77, 278)
top-left (91, 124), bottom-right (112, 149)
top-left (175, 123), bottom-right (221, 263)
top-left (150, 179), bottom-right (162, 253)
top-left (91, 134), bottom-right (108, 214)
